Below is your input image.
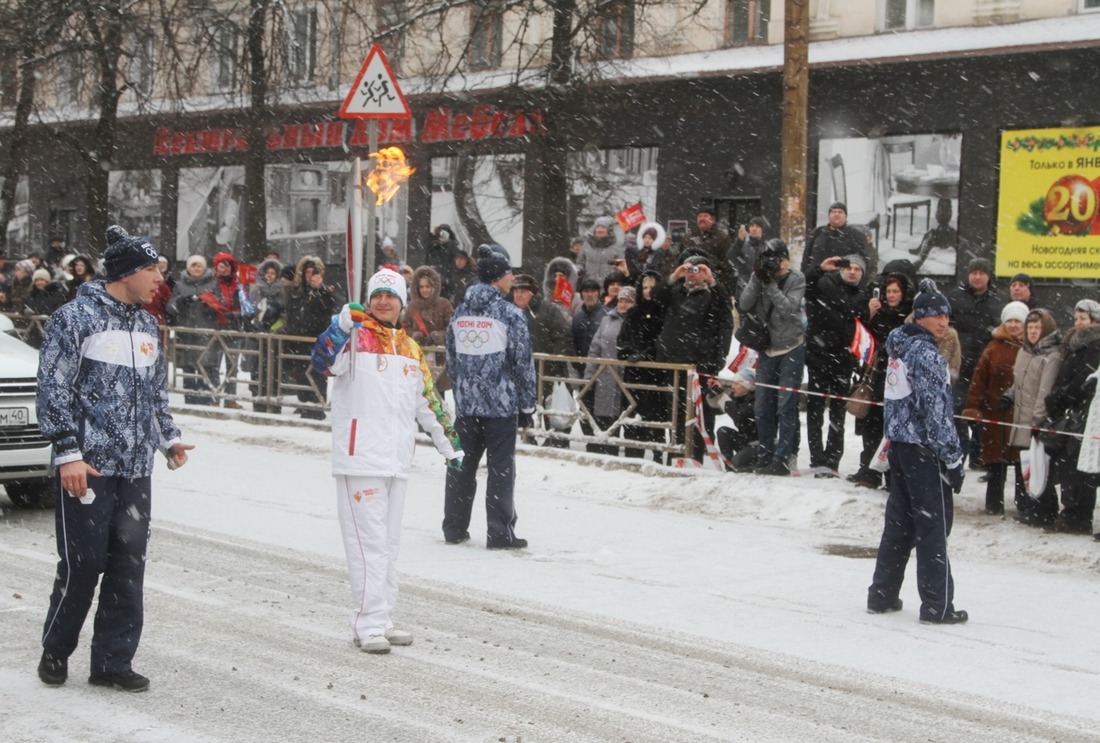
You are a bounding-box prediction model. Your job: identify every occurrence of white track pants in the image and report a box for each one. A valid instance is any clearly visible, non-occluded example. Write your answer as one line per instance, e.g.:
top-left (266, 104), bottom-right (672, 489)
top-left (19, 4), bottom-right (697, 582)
top-left (336, 475), bottom-right (407, 641)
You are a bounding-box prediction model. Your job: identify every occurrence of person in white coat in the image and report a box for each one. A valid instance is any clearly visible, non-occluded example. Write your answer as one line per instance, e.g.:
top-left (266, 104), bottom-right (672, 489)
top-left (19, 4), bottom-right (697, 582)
top-left (311, 266), bottom-right (463, 654)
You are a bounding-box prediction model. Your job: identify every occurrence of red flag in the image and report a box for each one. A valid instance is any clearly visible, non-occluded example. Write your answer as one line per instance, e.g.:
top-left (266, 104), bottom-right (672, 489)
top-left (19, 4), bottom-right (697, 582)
top-left (552, 275), bottom-right (574, 308)
top-left (849, 318), bottom-right (877, 366)
top-left (615, 203), bottom-right (646, 231)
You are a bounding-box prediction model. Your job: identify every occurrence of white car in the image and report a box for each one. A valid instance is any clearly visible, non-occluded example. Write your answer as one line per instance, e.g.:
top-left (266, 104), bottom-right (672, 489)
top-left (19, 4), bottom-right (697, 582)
top-left (0, 314), bottom-right (54, 508)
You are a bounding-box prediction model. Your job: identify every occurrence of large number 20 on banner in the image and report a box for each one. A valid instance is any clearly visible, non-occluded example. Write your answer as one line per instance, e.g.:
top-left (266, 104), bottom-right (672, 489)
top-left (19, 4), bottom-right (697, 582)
top-left (997, 126), bottom-right (1100, 280)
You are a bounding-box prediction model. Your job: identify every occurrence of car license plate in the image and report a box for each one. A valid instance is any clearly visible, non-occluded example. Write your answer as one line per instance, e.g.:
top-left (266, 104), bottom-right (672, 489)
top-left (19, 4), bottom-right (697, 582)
top-left (0, 407), bottom-right (29, 427)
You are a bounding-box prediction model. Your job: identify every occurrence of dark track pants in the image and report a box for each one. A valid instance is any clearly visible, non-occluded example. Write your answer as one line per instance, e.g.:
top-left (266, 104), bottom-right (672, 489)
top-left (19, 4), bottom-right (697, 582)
top-left (868, 443), bottom-right (959, 622)
top-left (42, 475), bottom-right (151, 675)
top-left (443, 416), bottom-right (520, 547)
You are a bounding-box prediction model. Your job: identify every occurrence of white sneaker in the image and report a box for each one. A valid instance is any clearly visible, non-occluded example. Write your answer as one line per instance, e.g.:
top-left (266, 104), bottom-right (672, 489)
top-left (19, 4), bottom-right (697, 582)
top-left (357, 635), bottom-right (391, 654)
top-left (384, 628), bottom-right (413, 646)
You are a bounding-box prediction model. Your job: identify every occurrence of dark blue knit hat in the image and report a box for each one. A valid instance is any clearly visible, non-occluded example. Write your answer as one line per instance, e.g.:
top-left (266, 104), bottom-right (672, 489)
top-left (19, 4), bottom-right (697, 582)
top-left (477, 244), bottom-right (512, 284)
top-left (103, 225), bottom-right (159, 282)
top-left (913, 278), bottom-right (952, 318)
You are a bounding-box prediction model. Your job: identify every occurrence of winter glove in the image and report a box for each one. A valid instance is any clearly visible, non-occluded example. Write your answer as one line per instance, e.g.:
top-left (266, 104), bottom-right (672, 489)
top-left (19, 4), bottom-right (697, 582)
top-left (998, 394), bottom-right (1013, 413)
top-left (943, 464), bottom-right (965, 494)
top-left (337, 302), bottom-right (367, 333)
top-left (446, 454), bottom-right (464, 470)
top-left (517, 412), bottom-right (535, 429)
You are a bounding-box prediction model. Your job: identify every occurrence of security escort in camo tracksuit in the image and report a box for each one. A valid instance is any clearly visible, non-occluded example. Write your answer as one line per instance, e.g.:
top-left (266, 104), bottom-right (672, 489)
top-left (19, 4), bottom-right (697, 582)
top-left (35, 227), bottom-right (194, 692)
top-left (867, 280), bottom-right (968, 625)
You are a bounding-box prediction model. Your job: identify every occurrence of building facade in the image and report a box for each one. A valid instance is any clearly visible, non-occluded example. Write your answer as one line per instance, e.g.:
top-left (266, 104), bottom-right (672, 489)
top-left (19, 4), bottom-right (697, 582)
top-left (2, 1), bottom-right (1099, 303)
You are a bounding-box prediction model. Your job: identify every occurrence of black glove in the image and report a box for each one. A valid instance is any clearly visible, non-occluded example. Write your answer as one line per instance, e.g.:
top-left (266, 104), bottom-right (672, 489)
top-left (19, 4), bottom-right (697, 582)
top-left (944, 464), bottom-right (964, 494)
top-left (998, 394), bottom-right (1013, 413)
top-left (517, 412), bottom-right (535, 429)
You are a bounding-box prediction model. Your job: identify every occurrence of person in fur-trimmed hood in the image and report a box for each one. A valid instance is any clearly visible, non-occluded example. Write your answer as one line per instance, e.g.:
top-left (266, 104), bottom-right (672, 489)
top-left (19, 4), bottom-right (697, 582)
top-left (542, 256), bottom-right (579, 320)
top-left (1008, 308), bottom-right (1062, 526)
top-left (403, 265), bottom-right (454, 391)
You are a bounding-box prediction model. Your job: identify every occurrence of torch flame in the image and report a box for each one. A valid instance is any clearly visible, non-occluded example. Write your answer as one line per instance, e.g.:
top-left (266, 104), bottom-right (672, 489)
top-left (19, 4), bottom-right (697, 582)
top-left (365, 146), bottom-right (415, 205)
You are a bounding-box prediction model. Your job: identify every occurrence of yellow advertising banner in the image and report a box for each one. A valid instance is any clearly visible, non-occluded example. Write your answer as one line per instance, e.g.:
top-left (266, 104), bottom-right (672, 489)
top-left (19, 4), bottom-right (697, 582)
top-left (998, 126), bottom-right (1100, 279)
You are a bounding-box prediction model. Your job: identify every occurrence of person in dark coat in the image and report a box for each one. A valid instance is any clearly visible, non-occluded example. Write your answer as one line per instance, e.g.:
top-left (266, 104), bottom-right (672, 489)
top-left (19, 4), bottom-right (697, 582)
top-left (849, 271), bottom-right (914, 488)
top-left (618, 270), bottom-right (669, 462)
top-left (803, 202), bottom-right (871, 276)
top-left (1042, 299), bottom-right (1100, 535)
top-left (283, 256), bottom-right (341, 419)
top-left (571, 278), bottom-right (607, 373)
top-left (425, 224), bottom-right (459, 299)
top-left (804, 253), bottom-right (869, 475)
top-left (510, 273), bottom-right (574, 446)
top-left (653, 254), bottom-right (734, 464)
top-left (23, 269), bottom-right (68, 347)
top-left (451, 247), bottom-right (478, 305)
top-left (65, 255), bottom-right (97, 301)
top-left (962, 301), bottom-right (1027, 515)
top-left (246, 258), bottom-right (284, 412)
top-left (715, 367), bottom-right (758, 470)
top-left (1007, 272), bottom-right (1040, 310)
top-left (679, 206), bottom-right (736, 298)
top-left (947, 257), bottom-right (1006, 466)
top-left (727, 215), bottom-right (768, 306)
top-left (165, 255), bottom-right (220, 405)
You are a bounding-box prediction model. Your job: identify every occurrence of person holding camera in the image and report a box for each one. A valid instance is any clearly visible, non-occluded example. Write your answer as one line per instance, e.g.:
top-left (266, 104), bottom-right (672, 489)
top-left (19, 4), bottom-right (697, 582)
top-left (803, 203), bottom-right (871, 276)
top-left (804, 254), bottom-right (869, 477)
top-left (739, 240), bottom-right (806, 476)
top-left (653, 253), bottom-right (733, 464)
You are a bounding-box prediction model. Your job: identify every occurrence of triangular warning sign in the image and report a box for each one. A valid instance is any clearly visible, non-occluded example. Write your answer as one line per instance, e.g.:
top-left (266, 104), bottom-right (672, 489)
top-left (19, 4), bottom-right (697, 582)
top-left (339, 45), bottom-right (412, 120)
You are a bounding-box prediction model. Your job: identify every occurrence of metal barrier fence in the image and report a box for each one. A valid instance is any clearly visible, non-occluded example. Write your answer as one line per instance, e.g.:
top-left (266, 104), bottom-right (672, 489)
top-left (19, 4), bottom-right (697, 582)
top-left (3, 314), bottom-right (697, 461)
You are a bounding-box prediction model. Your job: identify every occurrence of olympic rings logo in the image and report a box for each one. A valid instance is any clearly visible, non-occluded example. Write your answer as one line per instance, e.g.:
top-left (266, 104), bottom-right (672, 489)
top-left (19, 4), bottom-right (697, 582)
top-left (457, 329), bottom-right (490, 348)
top-left (375, 274), bottom-right (397, 286)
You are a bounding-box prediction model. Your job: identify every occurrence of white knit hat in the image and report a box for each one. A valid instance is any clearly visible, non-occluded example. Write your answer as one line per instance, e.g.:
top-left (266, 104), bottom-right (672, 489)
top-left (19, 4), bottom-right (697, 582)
top-left (367, 266), bottom-right (407, 308)
top-left (1001, 300), bottom-right (1029, 325)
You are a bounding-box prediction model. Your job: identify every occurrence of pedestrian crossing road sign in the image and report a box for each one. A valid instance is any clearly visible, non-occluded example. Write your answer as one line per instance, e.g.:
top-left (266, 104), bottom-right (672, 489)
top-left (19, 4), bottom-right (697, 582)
top-left (339, 45), bottom-right (412, 120)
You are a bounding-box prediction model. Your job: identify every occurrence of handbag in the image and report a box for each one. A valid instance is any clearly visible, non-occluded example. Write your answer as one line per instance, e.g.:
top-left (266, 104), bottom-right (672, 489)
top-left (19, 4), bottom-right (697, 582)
top-left (1037, 411), bottom-right (1084, 455)
top-left (735, 309), bottom-right (770, 352)
top-left (846, 381), bottom-right (874, 418)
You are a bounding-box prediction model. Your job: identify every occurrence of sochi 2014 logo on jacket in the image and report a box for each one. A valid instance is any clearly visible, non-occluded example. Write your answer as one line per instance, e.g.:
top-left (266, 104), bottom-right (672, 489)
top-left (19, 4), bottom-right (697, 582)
top-left (452, 316), bottom-right (507, 356)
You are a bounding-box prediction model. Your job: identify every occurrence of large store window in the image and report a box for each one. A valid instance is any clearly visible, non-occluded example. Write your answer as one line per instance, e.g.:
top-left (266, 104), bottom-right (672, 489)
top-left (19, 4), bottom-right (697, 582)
top-left (882, 0), bottom-right (934, 31)
top-left (597, 0), bottom-right (634, 60)
top-left (1083, 0), bottom-right (1100, 10)
top-left (469, 5), bottom-right (504, 70)
top-left (725, 0), bottom-right (769, 46)
top-left (285, 6), bottom-right (317, 85)
top-left (566, 146), bottom-right (658, 240)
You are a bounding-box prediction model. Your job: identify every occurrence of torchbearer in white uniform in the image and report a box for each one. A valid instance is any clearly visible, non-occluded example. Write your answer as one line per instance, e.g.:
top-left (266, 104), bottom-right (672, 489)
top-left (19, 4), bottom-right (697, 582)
top-left (311, 266), bottom-right (463, 654)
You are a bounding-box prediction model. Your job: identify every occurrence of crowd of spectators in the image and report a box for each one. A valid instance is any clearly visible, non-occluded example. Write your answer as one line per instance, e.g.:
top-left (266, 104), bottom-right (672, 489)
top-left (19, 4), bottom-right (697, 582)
top-left (3, 215), bottom-right (1097, 542)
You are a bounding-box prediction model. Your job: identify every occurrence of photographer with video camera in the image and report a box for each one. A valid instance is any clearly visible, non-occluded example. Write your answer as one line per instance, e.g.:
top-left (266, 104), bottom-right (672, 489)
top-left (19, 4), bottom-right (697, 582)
top-left (738, 240), bottom-right (806, 476)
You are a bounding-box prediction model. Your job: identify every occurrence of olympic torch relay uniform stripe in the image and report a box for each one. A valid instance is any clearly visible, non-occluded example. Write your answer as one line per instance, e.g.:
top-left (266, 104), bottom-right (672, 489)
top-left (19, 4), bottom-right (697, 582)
top-left (312, 314), bottom-right (461, 478)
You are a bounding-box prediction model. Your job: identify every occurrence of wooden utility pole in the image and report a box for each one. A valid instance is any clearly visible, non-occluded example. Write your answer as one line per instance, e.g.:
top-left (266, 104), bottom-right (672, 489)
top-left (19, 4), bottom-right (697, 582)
top-left (781, 0), bottom-right (810, 263)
